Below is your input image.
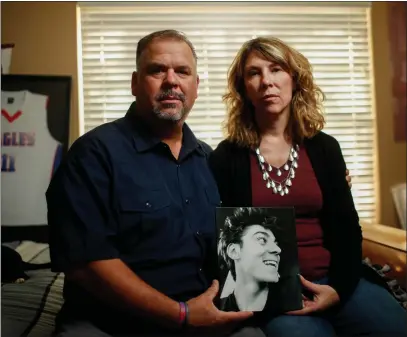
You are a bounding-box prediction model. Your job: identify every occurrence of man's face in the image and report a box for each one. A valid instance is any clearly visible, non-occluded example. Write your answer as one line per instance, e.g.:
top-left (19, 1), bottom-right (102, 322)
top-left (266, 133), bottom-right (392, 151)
top-left (132, 38), bottom-right (199, 123)
top-left (228, 224), bottom-right (281, 283)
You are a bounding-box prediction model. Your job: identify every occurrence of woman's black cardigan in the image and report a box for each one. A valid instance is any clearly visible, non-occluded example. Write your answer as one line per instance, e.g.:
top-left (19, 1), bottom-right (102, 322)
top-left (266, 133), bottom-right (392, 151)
top-left (208, 131), bottom-right (363, 305)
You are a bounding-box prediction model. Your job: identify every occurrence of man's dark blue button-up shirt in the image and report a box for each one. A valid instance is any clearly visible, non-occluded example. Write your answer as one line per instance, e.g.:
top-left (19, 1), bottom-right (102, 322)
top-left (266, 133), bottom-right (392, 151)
top-left (46, 103), bottom-right (221, 322)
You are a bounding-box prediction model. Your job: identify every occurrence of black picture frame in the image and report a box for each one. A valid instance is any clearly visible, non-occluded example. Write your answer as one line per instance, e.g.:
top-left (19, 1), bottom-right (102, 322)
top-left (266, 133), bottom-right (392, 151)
top-left (1, 74), bottom-right (72, 243)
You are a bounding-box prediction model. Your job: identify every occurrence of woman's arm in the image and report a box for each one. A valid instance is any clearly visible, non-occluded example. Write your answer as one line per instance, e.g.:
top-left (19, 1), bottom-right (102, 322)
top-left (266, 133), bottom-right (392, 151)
top-left (208, 141), bottom-right (232, 206)
top-left (320, 135), bottom-right (363, 305)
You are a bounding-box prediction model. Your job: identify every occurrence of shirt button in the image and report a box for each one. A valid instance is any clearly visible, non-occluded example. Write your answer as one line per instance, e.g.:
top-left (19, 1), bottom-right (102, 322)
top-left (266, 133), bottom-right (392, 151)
top-left (196, 231), bottom-right (201, 236)
top-left (185, 199), bottom-right (190, 204)
top-left (145, 202), bottom-right (151, 208)
top-left (199, 268), bottom-right (203, 272)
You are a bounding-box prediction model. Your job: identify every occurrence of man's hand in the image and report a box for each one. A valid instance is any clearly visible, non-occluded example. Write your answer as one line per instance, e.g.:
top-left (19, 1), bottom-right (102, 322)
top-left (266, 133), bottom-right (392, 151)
top-left (346, 169), bottom-right (352, 189)
top-left (287, 275), bottom-right (340, 315)
top-left (186, 280), bottom-right (253, 335)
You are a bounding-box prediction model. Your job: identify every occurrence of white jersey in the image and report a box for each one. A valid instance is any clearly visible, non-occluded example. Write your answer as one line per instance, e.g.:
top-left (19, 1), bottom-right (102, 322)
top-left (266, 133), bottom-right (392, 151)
top-left (1, 90), bottom-right (63, 226)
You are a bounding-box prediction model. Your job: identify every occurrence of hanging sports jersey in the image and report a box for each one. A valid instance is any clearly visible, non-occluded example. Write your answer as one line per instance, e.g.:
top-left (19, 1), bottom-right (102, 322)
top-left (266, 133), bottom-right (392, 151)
top-left (1, 90), bottom-right (63, 226)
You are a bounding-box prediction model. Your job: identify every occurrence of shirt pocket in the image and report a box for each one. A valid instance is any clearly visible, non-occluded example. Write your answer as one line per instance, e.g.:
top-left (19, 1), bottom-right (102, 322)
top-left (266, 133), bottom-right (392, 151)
top-left (117, 185), bottom-right (172, 252)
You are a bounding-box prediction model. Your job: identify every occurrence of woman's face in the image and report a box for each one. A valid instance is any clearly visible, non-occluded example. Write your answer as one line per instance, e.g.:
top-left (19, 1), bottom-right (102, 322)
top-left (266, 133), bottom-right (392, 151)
top-left (243, 50), bottom-right (294, 118)
top-left (229, 224), bottom-right (281, 283)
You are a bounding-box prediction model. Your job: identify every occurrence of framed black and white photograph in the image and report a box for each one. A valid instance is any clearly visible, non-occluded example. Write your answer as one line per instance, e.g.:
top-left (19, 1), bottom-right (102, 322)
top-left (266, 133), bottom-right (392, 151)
top-left (1, 74), bottom-right (72, 243)
top-left (216, 207), bottom-right (303, 314)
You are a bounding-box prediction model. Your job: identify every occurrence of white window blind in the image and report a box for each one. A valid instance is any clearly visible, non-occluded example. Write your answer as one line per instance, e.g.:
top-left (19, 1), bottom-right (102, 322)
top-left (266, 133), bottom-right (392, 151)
top-left (78, 2), bottom-right (376, 222)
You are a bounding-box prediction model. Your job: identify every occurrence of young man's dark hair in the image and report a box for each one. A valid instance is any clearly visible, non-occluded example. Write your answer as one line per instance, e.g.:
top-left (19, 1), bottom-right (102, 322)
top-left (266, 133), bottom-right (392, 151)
top-left (218, 207), bottom-right (280, 280)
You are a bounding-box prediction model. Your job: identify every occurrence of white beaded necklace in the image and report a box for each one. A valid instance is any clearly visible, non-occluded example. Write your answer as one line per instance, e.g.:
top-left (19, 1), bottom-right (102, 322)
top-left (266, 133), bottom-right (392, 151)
top-left (254, 144), bottom-right (300, 196)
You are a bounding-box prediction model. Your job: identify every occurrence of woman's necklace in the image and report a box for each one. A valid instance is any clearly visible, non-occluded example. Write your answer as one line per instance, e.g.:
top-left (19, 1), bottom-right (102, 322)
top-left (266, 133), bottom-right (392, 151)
top-left (254, 144), bottom-right (299, 196)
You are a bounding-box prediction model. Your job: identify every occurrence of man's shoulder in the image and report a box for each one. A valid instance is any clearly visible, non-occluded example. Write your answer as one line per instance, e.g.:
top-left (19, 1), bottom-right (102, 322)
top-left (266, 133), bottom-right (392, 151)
top-left (69, 118), bottom-right (127, 156)
top-left (79, 117), bottom-right (126, 142)
top-left (196, 139), bottom-right (213, 157)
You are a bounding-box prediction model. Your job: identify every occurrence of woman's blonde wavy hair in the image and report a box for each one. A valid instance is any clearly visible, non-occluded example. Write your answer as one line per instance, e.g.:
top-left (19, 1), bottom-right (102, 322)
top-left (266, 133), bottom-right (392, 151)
top-left (223, 37), bottom-right (326, 148)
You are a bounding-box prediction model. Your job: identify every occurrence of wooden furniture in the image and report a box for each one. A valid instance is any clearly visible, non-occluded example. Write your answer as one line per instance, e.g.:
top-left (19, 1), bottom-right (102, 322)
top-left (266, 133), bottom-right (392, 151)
top-left (361, 222), bottom-right (406, 288)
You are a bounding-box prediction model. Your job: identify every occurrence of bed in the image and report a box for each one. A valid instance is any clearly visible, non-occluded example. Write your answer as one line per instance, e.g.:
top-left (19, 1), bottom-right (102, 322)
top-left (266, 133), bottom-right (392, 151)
top-left (1, 241), bottom-right (64, 337)
top-left (1, 74), bottom-right (72, 337)
top-left (2, 241), bottom-right (407, 337)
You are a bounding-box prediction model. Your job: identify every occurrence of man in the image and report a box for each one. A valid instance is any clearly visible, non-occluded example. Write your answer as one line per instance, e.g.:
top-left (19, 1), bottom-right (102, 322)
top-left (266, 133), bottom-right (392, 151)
top-left (46, 30), bottom-right (263, 337)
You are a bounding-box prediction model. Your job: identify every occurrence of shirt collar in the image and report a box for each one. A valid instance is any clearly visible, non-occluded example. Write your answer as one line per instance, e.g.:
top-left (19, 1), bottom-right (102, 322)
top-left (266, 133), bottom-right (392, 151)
top-left (124, 102), bottom-right (205, 157)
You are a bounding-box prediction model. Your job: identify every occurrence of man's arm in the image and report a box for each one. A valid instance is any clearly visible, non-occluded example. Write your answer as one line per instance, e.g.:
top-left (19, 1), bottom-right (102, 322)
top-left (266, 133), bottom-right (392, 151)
top-left (47, 137), bottom-right (252, 333)
top-left (47, 138), bottom-right (181, 329)
top-left (66, 259), bottom-right (180, 329)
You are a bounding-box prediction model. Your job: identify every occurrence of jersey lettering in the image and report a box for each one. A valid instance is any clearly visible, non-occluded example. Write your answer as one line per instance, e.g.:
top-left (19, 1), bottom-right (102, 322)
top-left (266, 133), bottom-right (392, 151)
top-left (1, 154), bottom-right (16, 172)
top-left (2, 131), bottom-right (35, 146)
top-left (1, 90), bottom-right (63, 226)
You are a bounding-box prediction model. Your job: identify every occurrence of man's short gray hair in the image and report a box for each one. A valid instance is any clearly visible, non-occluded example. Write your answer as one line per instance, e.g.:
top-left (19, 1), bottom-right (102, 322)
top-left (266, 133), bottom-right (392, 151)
top-left (136, 30), bottom-right (198, 70)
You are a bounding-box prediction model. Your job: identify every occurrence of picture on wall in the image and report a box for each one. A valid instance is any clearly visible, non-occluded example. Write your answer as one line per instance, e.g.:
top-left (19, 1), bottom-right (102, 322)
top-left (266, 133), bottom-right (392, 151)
top-left (1, 74), bottom-right (71, 242)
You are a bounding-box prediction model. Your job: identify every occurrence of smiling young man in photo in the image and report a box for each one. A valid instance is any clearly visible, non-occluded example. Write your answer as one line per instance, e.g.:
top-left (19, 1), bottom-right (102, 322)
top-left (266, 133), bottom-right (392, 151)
top-left (218, 208), bottom-right (282, 312)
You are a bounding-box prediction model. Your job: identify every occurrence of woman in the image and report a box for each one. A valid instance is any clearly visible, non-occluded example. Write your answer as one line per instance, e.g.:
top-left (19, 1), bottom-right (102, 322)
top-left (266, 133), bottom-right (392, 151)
top-left (208, 37), bottom-right (407, 337)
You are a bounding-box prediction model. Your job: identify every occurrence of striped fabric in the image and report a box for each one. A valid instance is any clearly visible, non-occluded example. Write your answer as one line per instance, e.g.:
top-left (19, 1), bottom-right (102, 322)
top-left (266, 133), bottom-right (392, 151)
top-left (1, 244), bottom-right (64, 337)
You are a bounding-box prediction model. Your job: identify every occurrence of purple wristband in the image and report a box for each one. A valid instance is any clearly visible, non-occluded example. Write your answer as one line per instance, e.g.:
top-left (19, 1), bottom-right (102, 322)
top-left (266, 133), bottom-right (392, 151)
top-left (179, 302), bottom-right (187, 327)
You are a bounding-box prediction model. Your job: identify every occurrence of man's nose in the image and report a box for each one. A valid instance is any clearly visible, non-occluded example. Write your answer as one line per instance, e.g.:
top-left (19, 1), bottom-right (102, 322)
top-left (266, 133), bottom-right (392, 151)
top-left (163, 69), bottom-right (178, 86)
top-left (266, 243), bottom-right (281, 254)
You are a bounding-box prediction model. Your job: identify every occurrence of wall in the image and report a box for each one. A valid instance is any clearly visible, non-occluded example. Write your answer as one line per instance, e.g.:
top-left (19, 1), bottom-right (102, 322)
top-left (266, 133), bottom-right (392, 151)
top-left (370, 2), bottom-right (407, 227)
top-left (1, 2), bottom-right (406, 227)
top-left (1, 1), bottom-right (79, 144)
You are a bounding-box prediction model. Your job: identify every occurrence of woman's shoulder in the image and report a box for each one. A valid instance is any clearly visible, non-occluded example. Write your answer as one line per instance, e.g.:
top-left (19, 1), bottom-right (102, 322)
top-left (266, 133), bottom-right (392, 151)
top-left (212, 138), bottom-right (243, 156)
top-left (305, 130), bottom-right (341, 151)
top-left (216, 138), bottom-right (237, 149)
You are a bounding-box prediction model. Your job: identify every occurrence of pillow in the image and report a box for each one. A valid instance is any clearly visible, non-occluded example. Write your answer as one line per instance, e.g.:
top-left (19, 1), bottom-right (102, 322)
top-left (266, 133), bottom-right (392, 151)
top-left (15, 241), bottom-right (50, 264)
top-left (2, 242), bottom-right (51, 284)
top-left (363, 257), bottom-right (407, 310)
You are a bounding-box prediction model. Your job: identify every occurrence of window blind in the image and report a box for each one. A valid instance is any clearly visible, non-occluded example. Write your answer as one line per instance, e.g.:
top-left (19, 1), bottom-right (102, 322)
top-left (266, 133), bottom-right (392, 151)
top-left (78, 2), bottom-right (376, 222)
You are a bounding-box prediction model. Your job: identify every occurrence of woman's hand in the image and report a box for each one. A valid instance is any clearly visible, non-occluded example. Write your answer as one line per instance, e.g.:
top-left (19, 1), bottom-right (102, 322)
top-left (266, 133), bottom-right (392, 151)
top-left (287, 275), bottom-right (340, 315)
top-left (346, 169), bottom-right (352, 189)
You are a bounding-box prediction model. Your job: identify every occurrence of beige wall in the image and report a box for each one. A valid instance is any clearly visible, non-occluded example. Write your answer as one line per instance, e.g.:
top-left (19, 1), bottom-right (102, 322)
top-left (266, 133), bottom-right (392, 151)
top-left (2, 2), bottom-right (406, 227)
top-left (370, 3), bottom-right (406, 227)
top-left (1, 1), bottom-right (79, 143)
